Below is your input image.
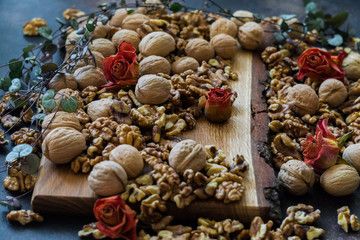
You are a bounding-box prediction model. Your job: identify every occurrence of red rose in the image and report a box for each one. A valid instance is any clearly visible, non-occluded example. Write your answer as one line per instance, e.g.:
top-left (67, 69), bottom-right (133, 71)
top-left (297, 48), bottom-right (347, 82)
top-left (204, 88), bottom-right (233, 123)
top-left (303, 119), bottom-right (339, 172)
top-left (102, 41), bottom-right (139, 90)
top-left (94, 195), bottom-right (138, 239)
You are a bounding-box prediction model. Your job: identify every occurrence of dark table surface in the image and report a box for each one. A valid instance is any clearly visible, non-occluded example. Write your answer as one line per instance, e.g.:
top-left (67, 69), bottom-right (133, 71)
top-left (0, 0), bottom-right (360, 239)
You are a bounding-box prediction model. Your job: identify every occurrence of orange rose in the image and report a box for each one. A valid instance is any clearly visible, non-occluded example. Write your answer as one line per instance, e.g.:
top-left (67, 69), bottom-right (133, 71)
top-left (297, 48), bottom-right (347, 82)
top-left (204, 88), bottom-right (233, 122)
top-left (303, 119), bottom-right (339, 172)
top-left (102, 41), bottom-right (139, 90)
top-left (94, 195), bottom-right (137, 239)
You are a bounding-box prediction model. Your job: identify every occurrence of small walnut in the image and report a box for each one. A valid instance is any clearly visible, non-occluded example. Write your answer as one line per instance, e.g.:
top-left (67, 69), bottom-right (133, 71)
top-left (112, 29), bottom-right (140, 49)
top-left (122, 13), bottom-right (150, 31)
top-left (93, 22), bottom-right (112, 39)
top-left (109, 9), bottom-right (128, 27)
top-left (320, 164), bottom-right (360, 196)
top-left (11, 128), bottom-right (41, 152)
top-left (135, 74), bottom-right (171, 105)
top-left (140, 55), bottom-right (171, 75)
top-left (116, 123), bottom-right (144, 149)
top-left (63, 8), bottom-right (85, 20)
top-left (73, 65), bottom-right (107, 90)
top-left (139, 31), bottom-right (175, 57)
top-left (23, 18), bottom-right (47, 36)
top-left (343, 143), bottom-right (360, 172)
top-left (78, 222), bottom-right (107, 239)
top-left (1, 115), bottom-right (20, 128)
top-left (0, 131), bottom-right (9, 146)
top-left (6, 210), bottom-right (43, 225)
top-left (238, 22), bottom-right (264, 50)
top-left (249, 216), bottom-right (273, 239)
top-left (210, 34), bottom-right (238, 59)
top-left (110, 144), bottom-right (144, 178)
top-left (171, 57), bottom-right (199, 74)
top-left (42, 111), bottom-right (82, 137)
top-left (278, 160), bottom-right (315, 195)
top-left (185, 38), bottom-right (215, 63)
top-left (343, 51), bottom-right (360, 80)
top-left (88, 161), bottom-right (128, 196)
top-left (210, 18), bottom-right (238, 39)
top-left (287, 84), bottom-right (319, 116)
top-left (88, 38), bottom-right (116, 57)
top-left (87, 98), bottom-right (113, 121)
top-left (169, 139), bottom-right (207, 174)
top-left (48, 72), bottom-right (77, 92)
top-left (65, 31), bottom-right (81, 54)
top-left (318, 79), bottom-right (347, 107)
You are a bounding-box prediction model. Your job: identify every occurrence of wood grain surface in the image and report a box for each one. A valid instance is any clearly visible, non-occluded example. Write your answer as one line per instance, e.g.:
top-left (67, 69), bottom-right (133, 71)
top-left (31, 48), bottom-right (278, 223)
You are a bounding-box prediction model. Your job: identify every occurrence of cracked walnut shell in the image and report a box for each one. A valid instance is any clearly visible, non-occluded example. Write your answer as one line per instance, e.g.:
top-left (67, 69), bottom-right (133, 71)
top-left (73, 65), bottom-right (107, 90)
top-left (318, 78), bottom-right (347, 107)
top-left (171, 57), bottom-right (199, 74)
top-left (185, 38), bottom-right (215, 63)
top-left (278, 160), bottom-right (315, 196)
top-left (210, 18), bottom-right (238, 39)
top-left (139, 31), bottom-right (175, 57)
top-left (109, 144), bottom-right (144, 178)
top-left (88, 161), bottom-right (128, 196)
top-left (287, 84), bottom-right (319, 116)
top-left (135, 74), bottom-right (171, 105)
top-left (210, 34), bottom-right (238, 59)
top-left (140, 55), bottom-right (171, 75)
top-left (238, 22), bottom-right (264, 50)
top-left (169, 139), bottom-right (207, 174)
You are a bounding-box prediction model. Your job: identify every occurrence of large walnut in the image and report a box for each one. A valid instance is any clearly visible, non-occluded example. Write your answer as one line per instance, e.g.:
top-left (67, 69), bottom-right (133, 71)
top-left (139, 32), bottom-right (175, 57)
top-left (185, 38), bottom-right (215, 63)
top-left (112, 29), bottom-right (140, 49)
top-left (287, 84), bottom-right (319, 116)
top-left (343, 144), bottom-right (360, 172)
top-left (238, 22), bottom-right (264, 50)
top-left (318, 79), bottom-right (347, 107)
top-left (87, 98), bottom-right (113, 121)
top-left (93, 22), bottom-right (112, 39)
top-left (169, 139), bottom-right (207, 174)
top-left (210, 18), bottom-right (237, 39)
top-left (171, 56), bottom-right (199, 74)
top-left (88, 38), bottom-right (116, 57)
top-left (278, 160), bottom-right (315, 195)
top-left (42, 111), bottom-right (82, 137)
top-left (73, 65), bottom-right (107, 90)
top-left (343, 51), bottom-right (360, 80)
top-left (48, 73), bottom-right (77, 92)
top-left (210, 34), bottom-right (238, 59)
top-left (88, 161), bottom-right (128, 196)
top-left (109, 9), bottom-right (128, 27)
top-left (140, 55), bottom-right (171, 75)
top-left (135, 74), bottom-right (171, 105)
top-left (109, 144), bottom-right (144, 178)
top-left (122, 13), bottom-right (150, 31)
top-left (42, 127), bottom-right (86, 164)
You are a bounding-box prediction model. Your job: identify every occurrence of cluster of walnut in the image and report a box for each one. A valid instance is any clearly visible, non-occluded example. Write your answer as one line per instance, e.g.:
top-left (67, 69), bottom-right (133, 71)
top-left (337, 206), bottom-right (360, 233)
top-left (6, 210), bottom-right (43, 225)
top-left (4, 159), bottom-right (36, 192)
top-left (138, 203), bottom-right (324, 240)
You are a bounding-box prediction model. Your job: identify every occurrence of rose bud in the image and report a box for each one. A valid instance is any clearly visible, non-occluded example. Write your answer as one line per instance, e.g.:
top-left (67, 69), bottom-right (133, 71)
top-left (204, 88), bottom-right (233, 123)
top-left (303, 119), bottom-right (339, 172)
top-left (297, 48), bottom-right (347, 82)
top-left (102, 41), bottom-right (139, 90)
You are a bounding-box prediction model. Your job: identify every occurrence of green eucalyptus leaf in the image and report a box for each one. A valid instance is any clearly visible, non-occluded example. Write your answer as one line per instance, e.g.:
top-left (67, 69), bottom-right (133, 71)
top-left (31, 113), bottom-right (47, 121)
top-left (13, 144), bottom-right (33, 157)
top-left (280, 14), bottom-right (297, 21)
top-left (0, 201), bottom-right (9, 207)
top-left (5, 151), bottom-right (19, 163)
top-left (70, 18), bottom-right (79, 30)
top-left (328, 34), bottom-right (343, 46)
top-left (169, 3), bottom-right (183, 13)
top-left (22, 45), bottom-right (36, 58)
top-left (338, 131), bottom-right (353, 148)
top-left (9, 70), bottom-right (22, 79)
top-left (8, 78), bottom-right (21, 93)
top-left (127, 9), bottom-right (135, 14)
top-left (310, 17), bottom-right (324, 31)
top-left (330, 11), bottom-right (349, 28)
top-left (42, 89), bottom-right (56, 110)
top-left (9, 59), bottom-right (22, 72)
top-left (60, 96), bottom-right (78, 113)
top-left (274, 32), bottom-right (285, 43)
top-left (2, 77), bottom-right (12, 91)
top-left (21, 154), bottom-right (41, 174)
top-left (87, 13), bottom-right (95, 23)
top-left (56, 17), bottom-right (66, 25)
top-left (280, 20), bottom-right (289, 32)
top-left (8, 97), bottom-right (29, 108)
top-left (38, 26), bottom-right (53, 40)
top-left (86, 23), bottom-right (95, 32)
top-left (305, 2), bottom-right (317, 14)
top-left (41, 62), bottom-right (58, 74)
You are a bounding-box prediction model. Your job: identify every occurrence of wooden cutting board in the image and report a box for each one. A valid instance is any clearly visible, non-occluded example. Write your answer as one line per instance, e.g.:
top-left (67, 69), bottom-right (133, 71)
top-left (31, 48), bottom-right (279, 224)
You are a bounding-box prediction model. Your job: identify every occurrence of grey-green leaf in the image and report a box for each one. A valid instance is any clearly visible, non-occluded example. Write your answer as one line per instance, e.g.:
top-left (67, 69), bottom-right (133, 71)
top-left (5, 152), bottom-right (19, 163)
top-left (280, 14), bottom-right (297, 21)
top-left (2, 77), bottom-right (11, 91)
top-left (41, 62), bottom-right (58, 74)
top-left (42, 89), bottom-right (56, 110)
top-left (8, 78), bottom-right (21, 93)
top-left (31, 113), bottom-right (47, 121)
top-left (38, 26), bottom-right (53, 40)
top-left (13, 144), bottom-right (33, 157)
top-left (305, 2), bottom-right (317, 14)
top-left (60, 96), bottom-right (78, 113)
top-left (21, 154), bottom-right (41, 174)
top-left (328, 34), bottom-right (343, 46)
top-left (169, 3), bottom-right (183, 12)
top-left (330, 11), bottom-right (349, 28)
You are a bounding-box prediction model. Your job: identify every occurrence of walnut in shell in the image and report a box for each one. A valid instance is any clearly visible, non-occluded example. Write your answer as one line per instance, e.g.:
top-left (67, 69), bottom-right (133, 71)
top-left (88, 161), bottom-right (128, 196)
top-left (109, 9), bottom-right (128, 27)
top-left (93, 22), bottom-right (112, 39)
top-left (210, 18), bottom-right (238, 39)
top-left (48, 72), bottom-right (77, 92)
top-left (88, 38), bottom-right (116, 58)
top-left (231, 10), bottom-right (254, 27)
top-left (73, 65), bottom-right (107, 90)
top-left (287, 84), bottom-right (319, 116)
top-left (318, 78), bottom-right (347, 107)
top-left (169, 139), bottom-right (207, 174)
top-left (73, 51), bottom-right (104, 71)
top-left (42, 127), bottom-right (86, 164)
top-left (343, 144), bottom-right (360, 172)
top-left (278, 160), bottom-right (315, 195)
top-left (171, 56), bottom-right (199, 74)
top-left (109, 144), bottom-right (144, 178)
top-left (122, 13), bottom-right (150, 31)
top-left (320, 164), bottom-right (360, 196)
top-left (185, 38), bottom-right (215, 63)
top-left (65, 31), bottom-right (81, 54)
top-left (343, 51), bottom-right (360, 80)
top-left (139, 31), bottom-right (175, 57)
top-left (87, 98), bottom-right (113, 121)
top-left (42, 111), bottom-right (82, 137)
top-left (140, 55), bottom-right (171, 75)
top-left (238, 22), bottom-right (264, 50)
top-left (210, 34), bottom-right (238, 59)
top-left (112, 29), bottom-right (140, 49)
top-left (135, 74), bottom-right (171, 105)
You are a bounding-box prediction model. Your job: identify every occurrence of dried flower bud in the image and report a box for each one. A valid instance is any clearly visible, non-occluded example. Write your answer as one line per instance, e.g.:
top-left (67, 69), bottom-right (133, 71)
top-left (204, 88), bottom-right (233, 123)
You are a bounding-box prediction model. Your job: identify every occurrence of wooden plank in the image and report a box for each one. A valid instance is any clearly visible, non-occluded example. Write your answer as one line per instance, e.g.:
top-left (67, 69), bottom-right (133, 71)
top-left (31, 48), bottom-right (278, 223)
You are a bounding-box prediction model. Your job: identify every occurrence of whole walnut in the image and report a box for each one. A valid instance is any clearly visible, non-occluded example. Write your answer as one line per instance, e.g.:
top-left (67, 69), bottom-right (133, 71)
top-left (122, 13), bottom-right (150, 31)
top-left (231, 10), bottom-right (254, 27)
top-left (140, 55), bottom-right (171, 75)
top-left (65, 31), bottom-right (81, 54)
top-left (88, 161), bottom-right (128, 196)
top-left (42, 111), bottom-right (82, 137)
top-left (278, 160), bottom-right (315, 196)
top-left (135, 74), bottom-right (171, 105)
top-left (238, 22), bottom-right (264, 50)
top-left (73, 65), bottom-right (107, 90)
top-left (343, 51), bottom-right (360, 80)
top-left (343, 144), bottom-right (360, 172)
top-left (48, 72), bottom-right (77, 92)
top-left (42, 127), bottom-right (86, 164)
top-left (318, 78), bottom-right (347, 107)
top-left (210, 34), bottom-right (238, 59)
top-left (210, 18), bottom-right (238, 39)
top-left (320, 164), bottom-right (360, 196)
top-left (109, 144), bottom-right (144, 178)
top-left (185, 38), bottom-right (215, 63)
top-left (171, 56), bottom-right (199, 74)
top-left (139, 31), bottom-right (175, 57)
top-left (73, 51), bottom-right (104, 71)
top-left (109, 9), bottom-right (128, 27)
top-left (169, 139), bottom-right (207, 174)
top-left (88, 38), bottom-right (116, 57)
top-left (87, 98), bottom-right (113, 121)
top-left (287, 84), bottom-right (319, 116)
top-left (112, 29), bottom-right (140, 49)
top-left (93, 22), bottom-right (111, 39)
